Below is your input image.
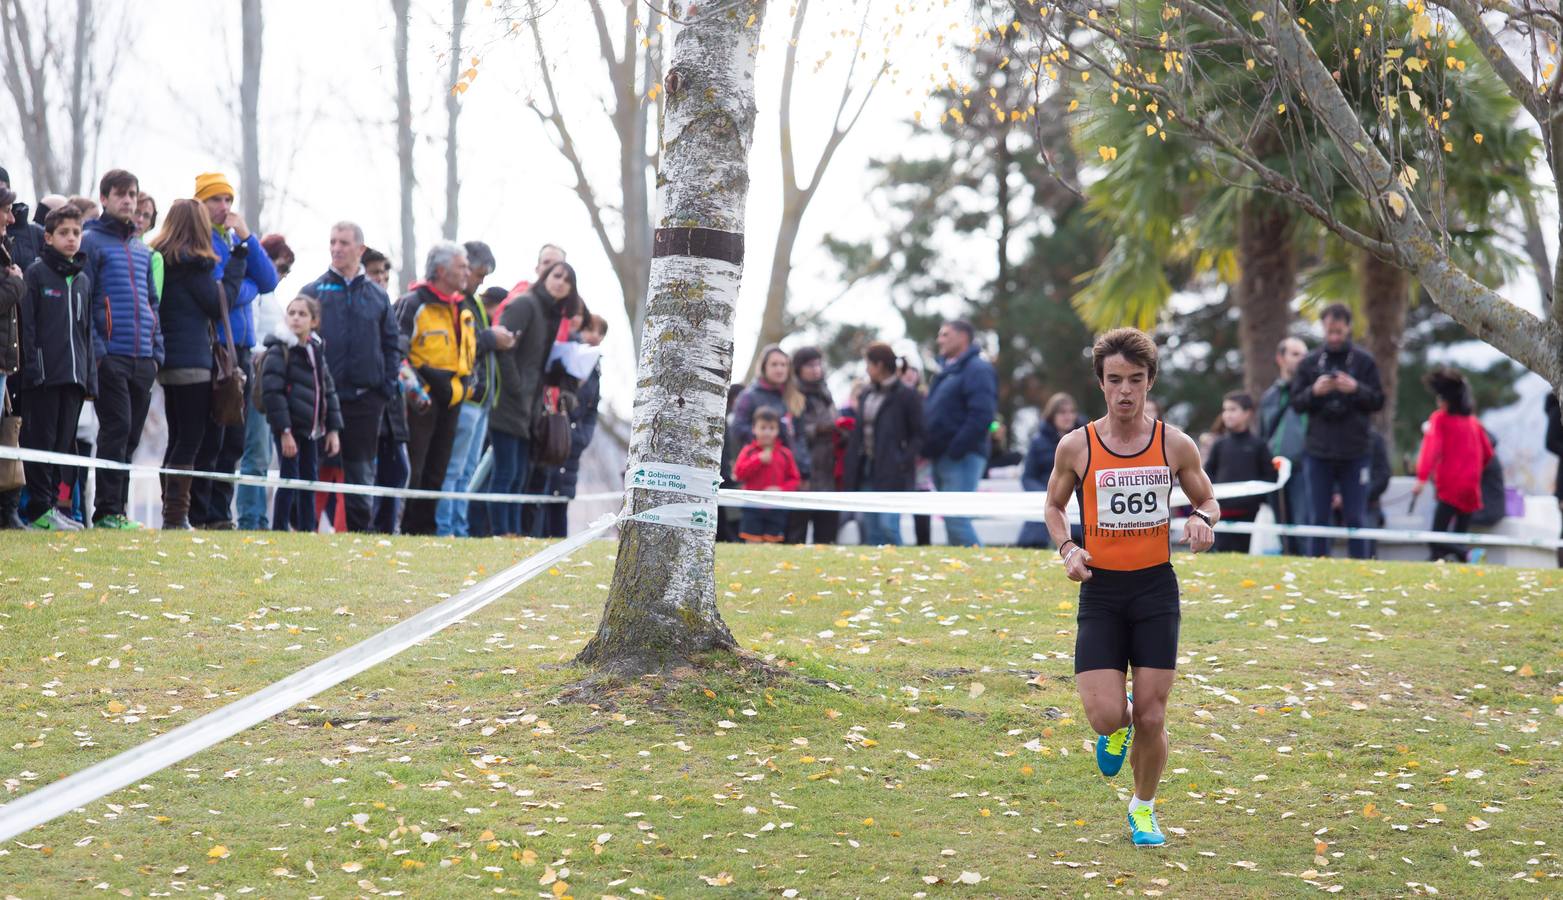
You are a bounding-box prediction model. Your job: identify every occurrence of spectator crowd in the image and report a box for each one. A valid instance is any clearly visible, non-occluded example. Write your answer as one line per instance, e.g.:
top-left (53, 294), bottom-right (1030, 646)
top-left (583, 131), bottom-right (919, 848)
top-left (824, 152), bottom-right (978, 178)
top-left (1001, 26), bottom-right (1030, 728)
top-left (1, 166), bottom-right (603, 537)
top-left (0, 166), bottom-right (1547, 559)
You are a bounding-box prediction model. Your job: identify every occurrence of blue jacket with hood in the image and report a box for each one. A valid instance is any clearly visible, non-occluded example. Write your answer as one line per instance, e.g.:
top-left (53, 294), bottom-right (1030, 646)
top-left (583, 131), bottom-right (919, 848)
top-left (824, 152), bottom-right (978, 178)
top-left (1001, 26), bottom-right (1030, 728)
top-left (210, 227), bottom-right (278, 349)
top-left (82, 213), bottom-right (162, 363)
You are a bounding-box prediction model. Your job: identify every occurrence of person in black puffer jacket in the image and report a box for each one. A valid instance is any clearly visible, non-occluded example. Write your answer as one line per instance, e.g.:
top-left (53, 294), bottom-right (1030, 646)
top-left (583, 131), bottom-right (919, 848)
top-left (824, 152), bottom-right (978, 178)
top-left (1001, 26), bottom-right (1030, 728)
top-left (149, 200), bottom-right (245, 528)
top-left (261, 295), bottom-right (343, 532)
top-left (1204, 392), bottom-right (1277, 554)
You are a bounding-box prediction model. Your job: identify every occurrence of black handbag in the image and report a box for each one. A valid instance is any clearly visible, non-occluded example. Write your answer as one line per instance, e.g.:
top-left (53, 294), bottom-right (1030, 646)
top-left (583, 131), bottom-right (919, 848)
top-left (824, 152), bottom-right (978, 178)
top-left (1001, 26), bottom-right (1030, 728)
top-left (210, 282), bottom-right (248, 426)
top-left (531, 387), bottom-right (573, 467)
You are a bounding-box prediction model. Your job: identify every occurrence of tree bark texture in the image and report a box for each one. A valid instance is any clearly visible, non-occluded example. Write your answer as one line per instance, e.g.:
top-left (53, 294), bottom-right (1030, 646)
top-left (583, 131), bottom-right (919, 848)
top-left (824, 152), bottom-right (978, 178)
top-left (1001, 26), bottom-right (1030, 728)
top-left (1361, 249), bottom-right (1407, 460)
top-left (1234, 198), bottom-right (1296, 400)
top-left (392, 0), bottom-right (417, 293)
top-left (577, 0), bottom-right (768, 679)
top-left (240, 0), bottom-right (264, 231)
top-left (443, 0), bottom-right (467, 241)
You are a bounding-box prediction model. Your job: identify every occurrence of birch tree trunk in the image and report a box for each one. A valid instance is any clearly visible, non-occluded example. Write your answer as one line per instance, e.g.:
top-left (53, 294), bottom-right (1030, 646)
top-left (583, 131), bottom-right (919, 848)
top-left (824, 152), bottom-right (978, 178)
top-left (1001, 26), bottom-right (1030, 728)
top-left (392, 0), bottom-right (417, 293)
top-left (576, 0), bottom-right (768, 679)
top-left (443, 0), bottom-right (467, 240)
top-left (240, 0), bottom-right (264, 231)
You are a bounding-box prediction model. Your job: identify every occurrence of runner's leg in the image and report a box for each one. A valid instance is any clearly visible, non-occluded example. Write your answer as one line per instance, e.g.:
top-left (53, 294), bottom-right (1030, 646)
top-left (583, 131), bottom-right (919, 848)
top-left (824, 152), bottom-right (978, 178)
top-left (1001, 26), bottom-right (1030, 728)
top-left (1077, 669), bottom-right (1131, 736)
top-left (1127, 666), bottom-right (1174, 801)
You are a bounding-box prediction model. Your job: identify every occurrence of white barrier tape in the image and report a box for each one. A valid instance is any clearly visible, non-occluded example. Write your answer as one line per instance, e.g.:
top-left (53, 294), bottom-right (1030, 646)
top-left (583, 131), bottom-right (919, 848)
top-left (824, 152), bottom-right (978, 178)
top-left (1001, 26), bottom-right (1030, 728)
top-left (625, 501), bottom-right (719, 532)
top-left (720, 467), bottom-right (1290, 519)
top-left (626, 461), bottom-right (722, 500)
top-left (0, 511), bottom-right (636, 842)
top-left (0, 444), bottom-right (622, 506)
top-left (1174, 516), bottom-right (1563, 551)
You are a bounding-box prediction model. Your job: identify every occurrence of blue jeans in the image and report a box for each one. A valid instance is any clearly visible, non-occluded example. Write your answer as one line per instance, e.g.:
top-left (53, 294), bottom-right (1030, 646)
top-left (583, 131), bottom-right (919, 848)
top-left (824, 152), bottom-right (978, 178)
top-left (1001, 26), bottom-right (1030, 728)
top-left (236, 402), bottom-right (272, 530)
top-left (1305, 453), bottom-right (1371, 559)
top-left (372, 434), bottom-right (408, 534)
top-left (739, 506), bottom-right (788, 542)
top-left (487, 428), bottom-right (532, 536)
top-left (934, 452), bottom-right (987, 547)
top-left (1274, 454), bottom-right (1313, 555)
top-left (272, 433), bottom-right (318, 532)
top-left (435, 403), bottom-right (488, 537)
top-left (860, 511), bottom-right (902, 546)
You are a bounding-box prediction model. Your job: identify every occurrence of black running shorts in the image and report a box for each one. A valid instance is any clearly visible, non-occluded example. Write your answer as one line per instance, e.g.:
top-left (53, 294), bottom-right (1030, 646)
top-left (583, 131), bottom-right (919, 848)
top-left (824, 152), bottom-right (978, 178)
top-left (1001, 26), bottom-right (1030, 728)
top-left (1073, 563), bottom-right (1180, 673)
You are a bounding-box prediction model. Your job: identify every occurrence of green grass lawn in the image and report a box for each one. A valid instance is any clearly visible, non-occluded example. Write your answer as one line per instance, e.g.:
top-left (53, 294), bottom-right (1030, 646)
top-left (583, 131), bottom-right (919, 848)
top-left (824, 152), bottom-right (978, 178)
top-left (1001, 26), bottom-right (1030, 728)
top-left (0, 531), bottom-right (1560, 898)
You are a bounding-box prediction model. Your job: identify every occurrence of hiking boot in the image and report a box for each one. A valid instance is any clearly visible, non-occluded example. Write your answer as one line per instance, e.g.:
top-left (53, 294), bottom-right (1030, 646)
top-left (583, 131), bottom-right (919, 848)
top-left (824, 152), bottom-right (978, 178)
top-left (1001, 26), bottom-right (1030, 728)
top-left (162, 469), bottom-right (194, 530)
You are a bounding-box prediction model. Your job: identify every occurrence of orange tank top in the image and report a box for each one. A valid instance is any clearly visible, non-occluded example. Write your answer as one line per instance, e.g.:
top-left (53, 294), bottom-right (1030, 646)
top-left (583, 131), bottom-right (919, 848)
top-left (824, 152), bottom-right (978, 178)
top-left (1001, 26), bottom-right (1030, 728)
top-left (1079, 419), bottom-right (1173, 572)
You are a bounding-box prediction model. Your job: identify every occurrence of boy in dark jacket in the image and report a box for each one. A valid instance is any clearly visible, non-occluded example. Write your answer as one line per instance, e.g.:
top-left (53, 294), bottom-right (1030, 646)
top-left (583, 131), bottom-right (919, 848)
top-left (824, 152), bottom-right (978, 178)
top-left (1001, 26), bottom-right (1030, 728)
top-left (1204, 392), bottom-right (1276, 554)
top-left (261, 296), bottom-right (343, 532)
top-left (734, 407), bottom-right (801, 543)
top-left (16, 204), bottom-right (95, 530)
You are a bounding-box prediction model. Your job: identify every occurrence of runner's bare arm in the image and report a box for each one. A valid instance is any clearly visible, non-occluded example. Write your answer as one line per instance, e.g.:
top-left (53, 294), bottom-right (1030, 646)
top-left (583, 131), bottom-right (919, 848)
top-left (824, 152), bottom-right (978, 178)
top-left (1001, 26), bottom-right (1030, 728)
top-left (1045, 429), bottom-right (1093, 580)
top-left (1165, 425), bottom-right (1218, 552)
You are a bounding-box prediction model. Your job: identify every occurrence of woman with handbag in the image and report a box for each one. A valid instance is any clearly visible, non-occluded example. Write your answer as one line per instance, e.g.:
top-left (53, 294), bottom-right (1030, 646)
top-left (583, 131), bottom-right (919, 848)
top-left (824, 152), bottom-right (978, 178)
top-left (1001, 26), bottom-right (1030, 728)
top-left (152, 200), bottom-right (245, 529)
top-left (489, 261), bottom-right (579, 536)
top-left (0, 189), bottom-right (28, 529)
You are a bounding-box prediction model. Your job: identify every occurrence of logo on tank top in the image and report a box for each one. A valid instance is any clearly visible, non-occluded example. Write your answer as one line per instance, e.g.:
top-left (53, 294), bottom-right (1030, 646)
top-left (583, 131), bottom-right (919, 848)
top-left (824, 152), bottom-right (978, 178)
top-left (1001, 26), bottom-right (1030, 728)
top-left (1093, 465), bottom-right (1172, 533)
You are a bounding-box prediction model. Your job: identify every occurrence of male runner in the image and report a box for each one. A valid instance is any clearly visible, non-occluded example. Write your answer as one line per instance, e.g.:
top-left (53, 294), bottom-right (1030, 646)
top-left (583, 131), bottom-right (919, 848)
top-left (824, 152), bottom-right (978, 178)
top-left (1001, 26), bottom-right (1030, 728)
top-left (1042, 327), bottom-right (1217, 847)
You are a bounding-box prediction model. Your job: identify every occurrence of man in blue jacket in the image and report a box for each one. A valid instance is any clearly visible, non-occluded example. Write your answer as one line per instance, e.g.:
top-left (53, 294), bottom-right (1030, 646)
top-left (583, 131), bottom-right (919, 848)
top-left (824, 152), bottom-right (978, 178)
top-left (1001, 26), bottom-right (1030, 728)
top-left (189, 172), bottom-right (277, 528)
top-left (82, 169), bottom-right (161, 530)
top-left (299, 221), bottom-right (401, 532)
top-left (921, 319), bottom-right (998, 546)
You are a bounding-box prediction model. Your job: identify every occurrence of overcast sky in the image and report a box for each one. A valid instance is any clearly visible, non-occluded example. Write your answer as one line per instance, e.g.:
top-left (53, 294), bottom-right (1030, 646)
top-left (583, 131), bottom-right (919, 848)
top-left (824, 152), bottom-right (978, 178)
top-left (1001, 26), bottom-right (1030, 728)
top-left (0, 0), bottom-right (981, 419)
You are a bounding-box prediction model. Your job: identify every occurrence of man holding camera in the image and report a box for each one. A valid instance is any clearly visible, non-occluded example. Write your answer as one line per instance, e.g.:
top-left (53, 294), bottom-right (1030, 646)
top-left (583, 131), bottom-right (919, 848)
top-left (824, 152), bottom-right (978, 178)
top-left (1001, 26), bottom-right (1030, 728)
top-left (1289, 303), bottom-right (1384, 558)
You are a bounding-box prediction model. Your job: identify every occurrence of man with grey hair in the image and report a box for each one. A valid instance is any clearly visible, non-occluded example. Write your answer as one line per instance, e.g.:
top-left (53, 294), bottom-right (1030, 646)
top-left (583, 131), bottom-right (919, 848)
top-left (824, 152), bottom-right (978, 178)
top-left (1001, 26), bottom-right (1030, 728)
top-left (435, 239), bottom-right (514, 536)
top-left (300, 220), bottom-right (400, 531)
top-left (396, 241), bottom-right (475, 534)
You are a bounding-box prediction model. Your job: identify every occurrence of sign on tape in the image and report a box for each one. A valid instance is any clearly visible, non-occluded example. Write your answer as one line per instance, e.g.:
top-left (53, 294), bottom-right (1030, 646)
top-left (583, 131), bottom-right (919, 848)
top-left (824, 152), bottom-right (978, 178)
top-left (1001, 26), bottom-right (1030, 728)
top-left (625, 461), bottom-right (722, 500)
top-left (627, 501), bottom-right (719, 531)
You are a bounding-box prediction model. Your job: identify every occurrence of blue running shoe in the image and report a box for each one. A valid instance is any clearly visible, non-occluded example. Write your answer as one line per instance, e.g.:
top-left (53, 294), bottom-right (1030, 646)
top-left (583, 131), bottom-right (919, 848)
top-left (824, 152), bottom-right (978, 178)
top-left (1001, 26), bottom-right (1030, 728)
top-left (1127, 806), bottom-right (1165, 846)
top-left (1094, 692), bottom-right (1132, 777)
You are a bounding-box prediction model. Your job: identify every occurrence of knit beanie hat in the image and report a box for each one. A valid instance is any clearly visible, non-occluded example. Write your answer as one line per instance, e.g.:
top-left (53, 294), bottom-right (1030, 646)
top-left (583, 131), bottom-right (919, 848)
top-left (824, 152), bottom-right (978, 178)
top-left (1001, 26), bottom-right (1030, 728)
top-left (194, 172), bottom-right (236, 202)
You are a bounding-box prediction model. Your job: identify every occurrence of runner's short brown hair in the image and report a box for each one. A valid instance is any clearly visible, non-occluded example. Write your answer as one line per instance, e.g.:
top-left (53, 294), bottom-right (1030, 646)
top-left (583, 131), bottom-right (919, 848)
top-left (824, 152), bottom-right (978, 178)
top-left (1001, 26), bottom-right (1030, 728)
top-left (1092, 327), bottom-right (1159, 382)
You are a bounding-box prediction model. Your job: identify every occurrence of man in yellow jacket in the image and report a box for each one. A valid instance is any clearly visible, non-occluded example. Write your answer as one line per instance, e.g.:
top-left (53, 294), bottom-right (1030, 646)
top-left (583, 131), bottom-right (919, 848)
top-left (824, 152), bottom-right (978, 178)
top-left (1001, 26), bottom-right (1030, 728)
top-left (395, 241), bottom-right (474, 535)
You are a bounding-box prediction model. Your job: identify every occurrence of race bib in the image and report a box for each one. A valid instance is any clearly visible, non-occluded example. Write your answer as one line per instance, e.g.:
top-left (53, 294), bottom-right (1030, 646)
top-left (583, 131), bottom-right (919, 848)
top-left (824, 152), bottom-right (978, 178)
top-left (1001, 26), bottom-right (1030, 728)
top-left (1094, 466), bottom-right (1172, 531)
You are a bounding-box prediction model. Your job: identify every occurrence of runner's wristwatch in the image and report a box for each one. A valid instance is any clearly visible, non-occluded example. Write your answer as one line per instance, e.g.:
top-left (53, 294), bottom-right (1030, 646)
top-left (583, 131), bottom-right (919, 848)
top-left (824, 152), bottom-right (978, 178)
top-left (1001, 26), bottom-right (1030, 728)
top-left (1190, 510), bottom-right (1214, 527)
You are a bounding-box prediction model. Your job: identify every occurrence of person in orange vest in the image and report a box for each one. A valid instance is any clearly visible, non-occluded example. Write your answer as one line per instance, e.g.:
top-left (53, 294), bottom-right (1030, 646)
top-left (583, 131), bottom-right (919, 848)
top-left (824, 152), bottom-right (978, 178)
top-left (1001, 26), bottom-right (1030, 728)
top-left (1042, 327), bottom-right (1218, 849)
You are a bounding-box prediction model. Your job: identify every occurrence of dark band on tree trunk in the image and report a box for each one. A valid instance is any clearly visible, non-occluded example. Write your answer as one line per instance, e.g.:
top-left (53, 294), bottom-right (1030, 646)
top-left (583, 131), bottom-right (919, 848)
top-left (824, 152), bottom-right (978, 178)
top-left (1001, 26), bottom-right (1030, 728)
top-left (653, 227), bottom-right (745, 265)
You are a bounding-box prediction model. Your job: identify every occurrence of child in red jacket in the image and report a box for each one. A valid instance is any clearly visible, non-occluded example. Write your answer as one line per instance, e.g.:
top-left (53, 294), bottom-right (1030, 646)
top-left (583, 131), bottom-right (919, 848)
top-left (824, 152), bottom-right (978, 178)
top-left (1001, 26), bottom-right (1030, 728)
top-left (734, 407), bottom-right (800, 543)
top-left (1412, 367), bottom-right (1493, 563)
